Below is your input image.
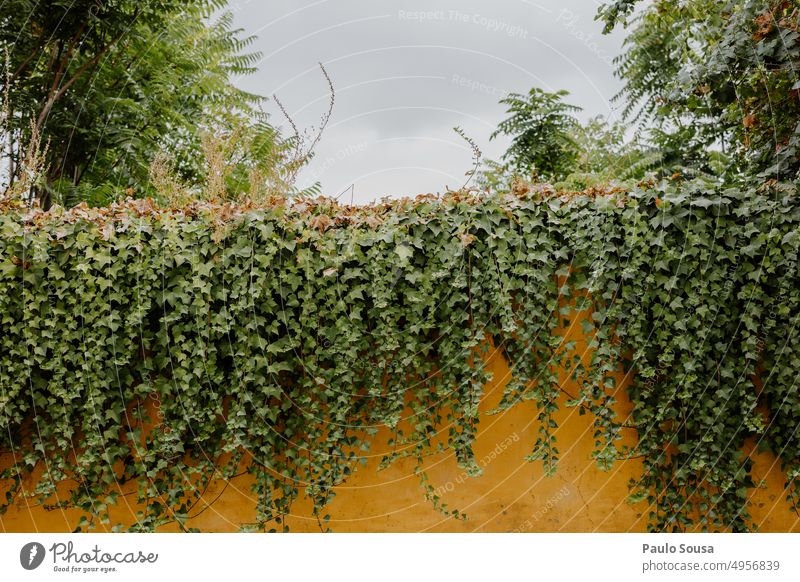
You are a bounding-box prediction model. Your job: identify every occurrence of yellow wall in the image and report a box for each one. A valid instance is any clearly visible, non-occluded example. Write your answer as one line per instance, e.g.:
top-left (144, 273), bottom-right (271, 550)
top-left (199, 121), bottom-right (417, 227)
top-left (2, 314), bottom-right (798, 533)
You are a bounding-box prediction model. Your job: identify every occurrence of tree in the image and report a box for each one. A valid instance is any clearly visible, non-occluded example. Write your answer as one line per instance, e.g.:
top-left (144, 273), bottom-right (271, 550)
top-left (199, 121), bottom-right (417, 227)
top-left (490, 88), bottom-right (582, 182)
top-left (1, 0), bottom-right (289, 207)
top-left (558, 115), bottom-right (661, 189)
top-left (599, 0), bottom-right (800, 181)
top-left (482, 96), bottom-right (659, 191)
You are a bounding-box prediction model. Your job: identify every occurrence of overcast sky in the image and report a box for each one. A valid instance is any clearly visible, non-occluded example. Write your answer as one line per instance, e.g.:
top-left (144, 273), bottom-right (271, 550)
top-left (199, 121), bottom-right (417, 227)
top-left (226, 0), bottom-right (628, 203)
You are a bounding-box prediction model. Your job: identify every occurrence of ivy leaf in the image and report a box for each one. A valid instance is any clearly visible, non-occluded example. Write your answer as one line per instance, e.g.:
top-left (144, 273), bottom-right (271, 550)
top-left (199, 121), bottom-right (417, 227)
top-left (394, 244), bottom-right (413, 261)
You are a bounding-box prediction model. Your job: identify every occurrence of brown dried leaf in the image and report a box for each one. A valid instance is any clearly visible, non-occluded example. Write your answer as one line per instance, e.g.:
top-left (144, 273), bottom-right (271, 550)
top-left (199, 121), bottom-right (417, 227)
top-left (309, 214), bottom-right (333, 232)
top-left (459, 232), bottom-right (476, 248)
top-left (364, 215), bottom-right (383, 229)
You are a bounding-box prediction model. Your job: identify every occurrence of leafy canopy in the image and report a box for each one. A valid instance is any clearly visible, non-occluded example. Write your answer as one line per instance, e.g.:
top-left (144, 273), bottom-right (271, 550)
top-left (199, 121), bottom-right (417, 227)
top-left (1, 0), bottom-right (290, 207)
top-left (599, 0), bottom-right (800, 181)
top-left (490, 88), bottom-right (582, 182)
top-left (483, 93), bottom-right (658, 191)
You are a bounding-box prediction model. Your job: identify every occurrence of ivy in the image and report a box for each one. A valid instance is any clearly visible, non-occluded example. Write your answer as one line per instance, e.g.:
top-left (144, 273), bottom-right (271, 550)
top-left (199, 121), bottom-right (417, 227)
top-left (0, 179), bottom-right (798, 532)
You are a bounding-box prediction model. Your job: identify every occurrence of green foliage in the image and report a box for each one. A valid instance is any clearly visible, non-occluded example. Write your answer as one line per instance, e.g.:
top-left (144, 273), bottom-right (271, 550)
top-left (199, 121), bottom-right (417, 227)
top-left (1, 1), bottom-right (287, 207)
top-left (556, 116), bottom-right (661, 190)
top-left (601, 0), bottom-right (800, 180)
top-left (483, 101), bottom-right (658, 192)
top-left (490, 88), bottom-right (582, 182)
top-left (596, 0), bottom-right (640, 33)
top-left (0, 178), bottom-right (798, 533)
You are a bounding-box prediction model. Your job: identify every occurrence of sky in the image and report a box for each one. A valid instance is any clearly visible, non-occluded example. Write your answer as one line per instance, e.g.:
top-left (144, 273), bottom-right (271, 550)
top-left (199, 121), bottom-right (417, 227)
top-left (226, 0), bottom-right (629, 203)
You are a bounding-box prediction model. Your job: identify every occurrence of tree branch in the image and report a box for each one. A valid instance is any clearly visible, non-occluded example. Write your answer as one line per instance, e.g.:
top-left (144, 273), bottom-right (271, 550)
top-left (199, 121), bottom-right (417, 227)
top-left (35, 13), bottom-right (138, 134)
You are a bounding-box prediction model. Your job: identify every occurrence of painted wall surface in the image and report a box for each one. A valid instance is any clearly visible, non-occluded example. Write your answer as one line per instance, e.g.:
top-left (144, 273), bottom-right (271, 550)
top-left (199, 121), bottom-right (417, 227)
top-left (2, 313), bottom-right (798, 533)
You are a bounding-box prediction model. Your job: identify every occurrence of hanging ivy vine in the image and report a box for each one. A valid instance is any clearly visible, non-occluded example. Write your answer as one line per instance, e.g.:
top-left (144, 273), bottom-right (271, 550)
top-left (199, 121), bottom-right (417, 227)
top-left (0, 177), bottom-right (797, 532)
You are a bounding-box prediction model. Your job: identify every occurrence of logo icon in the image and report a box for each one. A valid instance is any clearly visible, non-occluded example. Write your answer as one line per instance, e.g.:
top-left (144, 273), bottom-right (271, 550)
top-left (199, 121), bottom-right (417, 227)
top-left (20, 542), bottom-right (46, 570)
